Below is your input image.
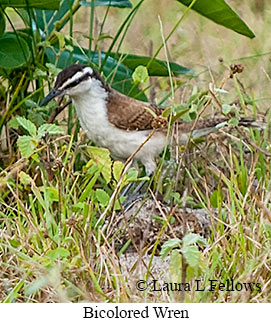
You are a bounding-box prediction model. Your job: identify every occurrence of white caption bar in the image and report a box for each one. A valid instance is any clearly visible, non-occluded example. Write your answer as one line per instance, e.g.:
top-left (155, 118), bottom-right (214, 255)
top-left (1, 303), bottom-right (269, 323)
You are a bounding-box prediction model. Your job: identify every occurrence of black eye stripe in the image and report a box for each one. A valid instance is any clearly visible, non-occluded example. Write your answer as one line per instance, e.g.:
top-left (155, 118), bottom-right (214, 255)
top-left (62, 72), bottom-right (91, 90)
top-left (57, 68), bottom-right (111, 93)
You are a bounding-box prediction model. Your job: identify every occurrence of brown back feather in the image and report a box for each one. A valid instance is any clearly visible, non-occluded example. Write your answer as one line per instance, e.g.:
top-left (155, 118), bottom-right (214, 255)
top-left (106, 89), bottom-right (261, 134)
top-left (107, 90), bottom-right (165, 131)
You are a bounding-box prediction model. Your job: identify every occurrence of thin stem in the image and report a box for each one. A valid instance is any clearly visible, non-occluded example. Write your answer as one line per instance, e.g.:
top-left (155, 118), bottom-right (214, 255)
top-left (68, 0), bottom-right (74, 64)
top-left (0, 72), bottom-right (26, 132)
top-left (94, 1), bottom-right (111, 55)
top-left (88, 0), bottom-right (95, 55)
top-left (48, 0), bottom-right (81, 42)
top-left (100, 0), bottom-right (144, 71)
top-left (146, 0), bottom-right (198, 70)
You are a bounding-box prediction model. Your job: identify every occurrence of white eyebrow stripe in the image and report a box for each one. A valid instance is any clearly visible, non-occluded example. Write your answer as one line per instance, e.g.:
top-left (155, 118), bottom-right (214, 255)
top-left (58, 66), bottom-right (93, 90)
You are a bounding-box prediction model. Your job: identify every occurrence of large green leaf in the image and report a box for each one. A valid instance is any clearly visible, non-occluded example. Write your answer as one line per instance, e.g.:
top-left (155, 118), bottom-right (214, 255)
top-left (80, 0), bottom-right (132, 8)
top-left (95, 189), bottom-right (110, 206)
top-left (160, 238), bottom-right (181, 260)
top-left (0, 10), bottom-right (5, 36)
top-left (0, 33), bottom-right (30, 68)
top-left (16, 116), bottom-right (37, 136)
top-left (37, 123), bottom-right (64, 138)
top-left (181, 245), bottom-right (200, 268)
top-left (182, 232), bottom-right (207, 247)
top-left (17, 135), bottom-right (37, 158)
top-left (109, 53), bottom-right (194, 76)
top-left (87, 146), bottom-right (112, 184)
top-left (177, 0), bottom-right (255, 38)
top-left (0, 0), bottom-right (60, 10)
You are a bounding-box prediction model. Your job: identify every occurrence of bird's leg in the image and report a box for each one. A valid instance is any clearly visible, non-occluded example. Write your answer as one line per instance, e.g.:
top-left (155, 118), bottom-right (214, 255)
top-left (130, 179), bottom-right (148, 196)
top-left (121, 171), bottom-right (153, 210)
top-left (121, 181), bottom-right (147, 210)
top-left (120, 180), bottom-right (147, 199)
top-left (120, 182), bottom-right (134, 197)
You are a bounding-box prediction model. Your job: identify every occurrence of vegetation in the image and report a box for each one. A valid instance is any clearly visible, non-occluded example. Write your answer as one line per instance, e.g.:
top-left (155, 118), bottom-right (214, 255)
top-left (0, 0), bottom-right (270, 302)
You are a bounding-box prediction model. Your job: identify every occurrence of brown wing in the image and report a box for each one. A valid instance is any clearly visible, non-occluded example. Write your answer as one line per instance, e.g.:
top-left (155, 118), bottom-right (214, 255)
top-left (107, 89), bottom-right (165, 131)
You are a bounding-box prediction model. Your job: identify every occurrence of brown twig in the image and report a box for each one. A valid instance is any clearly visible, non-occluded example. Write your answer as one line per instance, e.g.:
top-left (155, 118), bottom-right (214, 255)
top-left (48, 99), bottom-right (72, 123)
top-left (236, 127), bottom-right (270, 157)
top-left (209, 89), bottom-right (223, 111)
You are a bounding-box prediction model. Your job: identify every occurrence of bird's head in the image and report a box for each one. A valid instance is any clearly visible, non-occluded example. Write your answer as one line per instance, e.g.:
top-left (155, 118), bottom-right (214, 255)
top-left (40, 64), bottom-right (109, 106)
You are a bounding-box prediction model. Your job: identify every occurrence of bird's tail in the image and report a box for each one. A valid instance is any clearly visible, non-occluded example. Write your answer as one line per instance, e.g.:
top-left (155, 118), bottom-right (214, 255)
top-left (236, 117), bottom-right (266, 129)
top-left (176, 117), bottom-right (265, 145)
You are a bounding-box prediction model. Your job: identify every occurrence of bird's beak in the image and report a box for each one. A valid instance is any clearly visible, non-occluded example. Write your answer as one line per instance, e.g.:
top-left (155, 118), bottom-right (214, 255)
top-left (40, 88), bottom-right (63, 106)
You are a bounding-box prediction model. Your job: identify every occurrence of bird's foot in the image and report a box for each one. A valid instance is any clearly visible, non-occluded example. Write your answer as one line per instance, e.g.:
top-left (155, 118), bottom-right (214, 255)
top-left (122, 193), bottom-right (146, 211)
top-left (120, 180), bottom-right (149, 211)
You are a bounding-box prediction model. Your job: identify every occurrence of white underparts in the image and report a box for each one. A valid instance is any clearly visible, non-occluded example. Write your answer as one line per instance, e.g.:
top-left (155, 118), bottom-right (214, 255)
top-left (70, 78), bottom-right (166, 174)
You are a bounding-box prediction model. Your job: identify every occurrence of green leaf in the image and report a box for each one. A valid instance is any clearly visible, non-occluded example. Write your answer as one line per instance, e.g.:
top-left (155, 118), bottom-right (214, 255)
top-left (31, 153), bottom-right (40, 162)
top-left (37, 123), bottom-right (64, 138)
top-left (46, 187), bottom-right (59, 202)
top-left (45, 63), bottom-right (61, 77)
top-left (24, 99), bottom-right (39, 108)
top-left (19, 171), bottom-right (32, 185)
top-left (55, 31), bottom-right (65, 49)
top-left (96, 189), bottom-right (110, 206)
top-left (109, 52), bottom-right (194, 76)
top-left (3, 279), bottom-right (24, 303)
top-left (210, 189), bottom-right (223, 208)
top-left (46, 248), bottom-right (70, 260)
top-left (177, 0), bottom-right (255, 38)
top-left (228, 117), bottom-right (239, 128)
top-left (181, 245), bottom-right (199, 269)
top-left (182, 232), bottom-right (207, 247)
top-left (16, 116), bottom-right (37, 136)
top-left (28, 110), bottom-right (47, 128)
top-left (0, 34), bottom-right (31, 69)
top-left (113, 161), bottom-right (124, 181)
top-left (0, 10), bottom-right (5, 36)
top-left (222, 104), bottom-right (233, 115)
top-left (263, 223), bottom-right (271, 235)
top-left (78, 171), bottom-right (100, 203)
top-left (17, 135), bottom-right (38, 158)
top-left (132, 65), bottom-right (148, 85)
top-left (160, 238), bottom-right (181, 260)
top-left (113, 197), bottom-right (125, 211)
top-left (0, 0), bottom-right (60, 10)
top-left (171, 105), bottom-right (191, 123)
top-left (87, 147), bottom-right (112, 184)
top-left (8, 117), bottom-right (20, 130)
top-left (126, 167), bottom-right (138, 182)
top-left (8, 238), bottom-right (20, 248)
top-left (80, 0), bottom-right (132, 8)
top-left (169, 249), bottom-right (182, 281)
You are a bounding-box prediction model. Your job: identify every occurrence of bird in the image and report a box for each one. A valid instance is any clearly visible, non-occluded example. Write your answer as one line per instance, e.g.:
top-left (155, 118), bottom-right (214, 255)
top-left (40, 63), bottom-right (263, 178)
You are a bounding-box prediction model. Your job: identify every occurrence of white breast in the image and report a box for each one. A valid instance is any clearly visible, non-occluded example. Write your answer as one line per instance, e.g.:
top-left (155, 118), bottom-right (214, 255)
top-left (71, 80), bottom-right (165, 174)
